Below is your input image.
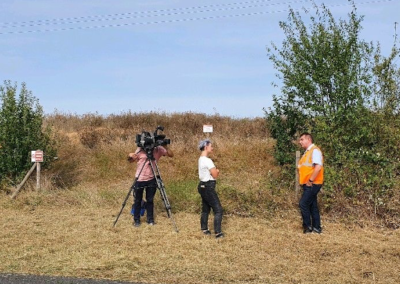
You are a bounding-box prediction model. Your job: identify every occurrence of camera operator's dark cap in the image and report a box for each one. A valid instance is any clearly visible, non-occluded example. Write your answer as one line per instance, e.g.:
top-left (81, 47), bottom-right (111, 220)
top-left (198, 139), bottom-right (211, 150)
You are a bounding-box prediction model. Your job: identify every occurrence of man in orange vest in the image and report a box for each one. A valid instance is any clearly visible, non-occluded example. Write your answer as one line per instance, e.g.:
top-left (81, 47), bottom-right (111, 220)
top-left (298, 132), bottom-right (324, 234)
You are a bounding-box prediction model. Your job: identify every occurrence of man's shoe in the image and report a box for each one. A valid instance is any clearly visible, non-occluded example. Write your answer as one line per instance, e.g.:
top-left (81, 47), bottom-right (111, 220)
top-left (202, 229), bottom-right (211, 235)
top-left (303, 227), bottom-right (313, 234)
top-left (313, 227), bottom-right (322, 234)
top-left (215, 232), bottom-right (224, 239)
top-left (147, 222), bottom-right (155, 226)
top-left (133, 220), bottom-right (141, 227)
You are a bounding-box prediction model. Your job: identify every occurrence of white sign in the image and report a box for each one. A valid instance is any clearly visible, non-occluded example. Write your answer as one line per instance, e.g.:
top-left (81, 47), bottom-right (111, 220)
top-left (31, 150), bottom-right (44, 162)
top-left (203, 125), bottom-right (213, 133)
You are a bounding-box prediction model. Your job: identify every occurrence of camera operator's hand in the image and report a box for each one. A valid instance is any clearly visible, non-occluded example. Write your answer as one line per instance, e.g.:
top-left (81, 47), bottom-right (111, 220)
top-left (127, 153), bottom-right (138, 163)
top-left (162, 145), bottom-right (174, 157)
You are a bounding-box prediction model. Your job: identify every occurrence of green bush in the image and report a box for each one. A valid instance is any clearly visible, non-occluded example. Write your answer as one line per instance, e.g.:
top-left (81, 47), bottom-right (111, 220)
top-left (0, 81), bottom-right (57, 186)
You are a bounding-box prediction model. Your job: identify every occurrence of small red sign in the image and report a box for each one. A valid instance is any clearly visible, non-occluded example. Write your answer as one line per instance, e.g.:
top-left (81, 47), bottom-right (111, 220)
top-left (31, 150), bottom-right (44, 162)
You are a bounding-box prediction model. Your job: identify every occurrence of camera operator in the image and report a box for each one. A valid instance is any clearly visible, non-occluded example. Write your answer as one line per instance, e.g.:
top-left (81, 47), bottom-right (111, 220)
top-left (128, 144), bottom-right (173, 227)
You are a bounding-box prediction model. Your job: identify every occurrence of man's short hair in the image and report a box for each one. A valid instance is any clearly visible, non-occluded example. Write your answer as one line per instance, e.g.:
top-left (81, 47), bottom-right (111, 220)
top-left (198, 139), bottom-right (211, 151)
top-left (300, 132), bottom-right (313, 143)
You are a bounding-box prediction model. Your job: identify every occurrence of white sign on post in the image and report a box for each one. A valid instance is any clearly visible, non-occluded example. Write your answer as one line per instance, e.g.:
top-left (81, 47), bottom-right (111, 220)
top-left (31, 150), bottom-right (44, 162)
top-left (203, 125), bottom-right (213, 133)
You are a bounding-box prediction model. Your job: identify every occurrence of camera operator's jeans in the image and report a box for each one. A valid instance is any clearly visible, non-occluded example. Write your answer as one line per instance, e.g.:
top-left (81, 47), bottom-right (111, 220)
top-left (133, 178), bottom-right (157, 223)
top-left (198, 180), bottom-right (223, 234)
top-left (299, 184), bottom-right (322, 229)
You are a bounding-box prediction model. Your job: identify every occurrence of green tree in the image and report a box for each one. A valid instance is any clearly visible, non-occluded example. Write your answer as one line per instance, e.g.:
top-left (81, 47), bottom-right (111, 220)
top-left (266, 2), bottom-right (374, 164)
top-left (265, 2), bottom-right (400, 218)
top-left (0, 81), bottom-right (56, 186)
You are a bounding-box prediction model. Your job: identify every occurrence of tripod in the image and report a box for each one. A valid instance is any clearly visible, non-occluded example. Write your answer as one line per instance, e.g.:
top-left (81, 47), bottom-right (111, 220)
top-left (113, 148), bottom-right (179, 232)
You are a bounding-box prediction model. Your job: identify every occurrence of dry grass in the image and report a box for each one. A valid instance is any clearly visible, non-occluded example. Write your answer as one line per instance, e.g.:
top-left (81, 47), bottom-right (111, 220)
top-left (0, 193), bottom-right (399, 284)
top-left (1, 112), bottom-right (399, 283)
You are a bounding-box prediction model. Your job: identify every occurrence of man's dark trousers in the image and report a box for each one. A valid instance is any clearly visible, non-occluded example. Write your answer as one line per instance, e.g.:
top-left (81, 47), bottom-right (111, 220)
top-left (299, 184), bottom-right (322, 229)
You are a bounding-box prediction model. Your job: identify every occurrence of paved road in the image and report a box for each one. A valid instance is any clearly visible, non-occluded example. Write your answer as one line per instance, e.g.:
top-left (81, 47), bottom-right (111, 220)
top-left (0, 274), bottom-right (145, 284)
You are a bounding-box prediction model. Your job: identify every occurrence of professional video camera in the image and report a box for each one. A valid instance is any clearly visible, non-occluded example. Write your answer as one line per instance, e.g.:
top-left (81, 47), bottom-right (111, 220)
top-left (135, 126), bottom-right (170, 153)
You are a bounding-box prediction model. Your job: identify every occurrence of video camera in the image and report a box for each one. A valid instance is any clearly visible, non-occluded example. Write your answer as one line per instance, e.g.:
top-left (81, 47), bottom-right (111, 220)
top-left (135, 126), bottom-right (171, 153)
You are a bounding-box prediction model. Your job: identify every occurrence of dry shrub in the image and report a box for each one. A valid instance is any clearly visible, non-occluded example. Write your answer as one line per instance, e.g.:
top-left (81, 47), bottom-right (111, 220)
top-left (46, 112), bottom-right (107, 135)
top-left (322, 185), bottom-right (400, 229)
top-left (78, 127), bottom-right (123, 149)
top-left (46, 131), bottom-right (89, 188)
top-left (385, 185), bottom-right (400, 228)
top-left (79, 127), bottom-right (101, 149)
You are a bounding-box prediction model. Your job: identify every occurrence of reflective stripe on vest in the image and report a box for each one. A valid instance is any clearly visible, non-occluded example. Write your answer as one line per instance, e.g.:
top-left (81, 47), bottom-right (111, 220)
top-left (298, 145), bottom-right (324, 184)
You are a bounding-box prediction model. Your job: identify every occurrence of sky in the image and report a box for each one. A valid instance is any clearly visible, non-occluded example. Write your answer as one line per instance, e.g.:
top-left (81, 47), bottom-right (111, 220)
top-left (0, 0), bottom-right (399, 118)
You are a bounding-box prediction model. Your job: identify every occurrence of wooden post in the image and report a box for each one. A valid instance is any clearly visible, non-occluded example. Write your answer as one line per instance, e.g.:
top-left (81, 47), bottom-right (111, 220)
top-left (11, 163), bottom-right (37, 199)
top-left (295, 151), bottom-right (300, 194)
top-left (36, 162), bottom-right (41, 190)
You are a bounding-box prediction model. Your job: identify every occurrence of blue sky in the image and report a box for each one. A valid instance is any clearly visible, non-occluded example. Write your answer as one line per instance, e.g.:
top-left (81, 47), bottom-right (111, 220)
top-left (0, 0), bottom-right (399, 118)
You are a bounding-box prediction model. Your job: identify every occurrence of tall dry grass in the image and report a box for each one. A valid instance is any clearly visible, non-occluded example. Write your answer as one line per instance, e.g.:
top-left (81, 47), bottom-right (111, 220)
top-left (1, 111), bottom-right (399, 283)
top-left (41, 112), bottom-right (281, 215)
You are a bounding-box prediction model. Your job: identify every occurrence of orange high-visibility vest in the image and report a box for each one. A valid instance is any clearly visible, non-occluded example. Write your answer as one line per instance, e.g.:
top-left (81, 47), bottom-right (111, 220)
top-left (298, 145), bottom-right (324, 185)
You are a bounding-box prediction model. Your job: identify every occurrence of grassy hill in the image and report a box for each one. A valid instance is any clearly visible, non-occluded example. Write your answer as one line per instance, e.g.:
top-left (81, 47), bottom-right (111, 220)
top-left (0, 112), bottom-right (399, 283)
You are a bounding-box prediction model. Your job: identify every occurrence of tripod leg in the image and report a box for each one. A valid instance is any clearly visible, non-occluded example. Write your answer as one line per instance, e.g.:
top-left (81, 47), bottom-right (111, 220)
top-left (113, 186), bottom-right (133, 227)
top-left (149, 161), bottom-right (179, 232)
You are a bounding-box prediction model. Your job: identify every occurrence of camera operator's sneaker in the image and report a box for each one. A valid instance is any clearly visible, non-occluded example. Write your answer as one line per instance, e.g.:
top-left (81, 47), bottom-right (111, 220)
top-left (303, 226), bottom-right (313, 234)
top-left (133, 220), bottom-right (141, 227)
top-left (202, 229), bottom-right (211, 235)
top-left (215, 232), bottom-right (224, 239)
top-left (313, 227), bottom-right (322, 234)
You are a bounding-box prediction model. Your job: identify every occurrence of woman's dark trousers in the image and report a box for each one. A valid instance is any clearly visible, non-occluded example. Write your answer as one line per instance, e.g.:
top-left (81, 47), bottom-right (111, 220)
top-left (133, 178), bottom-right (157, 223)
top-left (198, 180), bottom-right (223, 234)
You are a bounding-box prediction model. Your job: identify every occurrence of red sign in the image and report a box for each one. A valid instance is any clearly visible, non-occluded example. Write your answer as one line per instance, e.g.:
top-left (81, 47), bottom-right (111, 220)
top-left (31, 150), bottom-right (44, 162)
